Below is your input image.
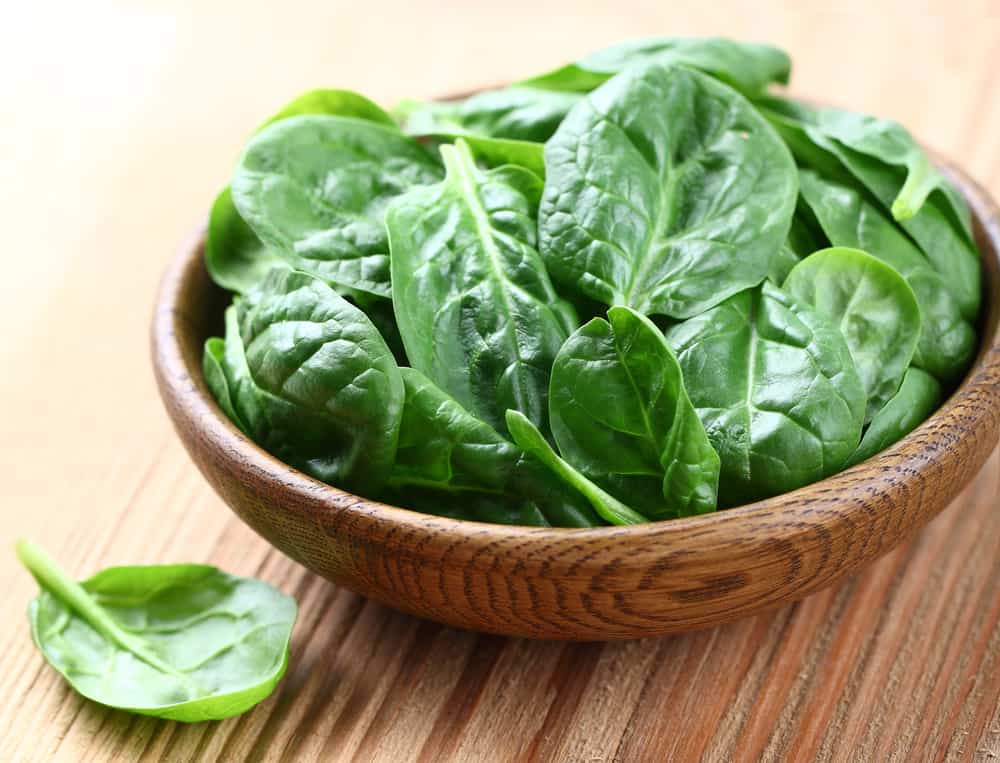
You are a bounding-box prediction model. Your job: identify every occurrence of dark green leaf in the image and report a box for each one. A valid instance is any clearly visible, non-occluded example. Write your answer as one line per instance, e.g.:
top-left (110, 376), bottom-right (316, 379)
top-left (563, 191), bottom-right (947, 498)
top-left (783, 247), bottom-right (921, 423)
top-left (848, 367), bottom-right (942, 466)
top-left (797, 169), bottom-right (976, 382)
top-left (549, 305), bottom-right (719, 518)
top-left (232, 115), bottom-right (443, 298)
top-left (17, 540), bottom-right (296, 722)
top-left (521, 37), bottom-right (791, 96)
top-left (223, 269), bottom-right (404, 494)
top-left (506, 410), bottom-right (648, 525)
top-left (388, 139), bottom-right (575, 435)
top-left (664, 282), bottom-right (866, 506)
top-left (539, 62), bottom-right (797, 318)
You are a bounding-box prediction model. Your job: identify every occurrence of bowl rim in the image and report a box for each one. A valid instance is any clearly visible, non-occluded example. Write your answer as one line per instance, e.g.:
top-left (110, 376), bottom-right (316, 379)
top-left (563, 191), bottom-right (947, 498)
top-left (153, 158), bottom-right (1000, 545)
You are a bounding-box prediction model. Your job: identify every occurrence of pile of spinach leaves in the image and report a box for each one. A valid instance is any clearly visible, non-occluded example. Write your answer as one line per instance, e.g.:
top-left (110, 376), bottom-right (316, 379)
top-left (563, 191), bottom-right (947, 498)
top-left (204, 37), bottom-right (981, 525)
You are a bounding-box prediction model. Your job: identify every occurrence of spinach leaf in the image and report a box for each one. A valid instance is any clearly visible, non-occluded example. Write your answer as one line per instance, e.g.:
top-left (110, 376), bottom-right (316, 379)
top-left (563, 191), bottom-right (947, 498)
top-left (521, 37), bottom-right (791, 96)
top-left (848, 367), bottom-right (942, 466)
top-left (202, 337), bottom-right (246, 430)
top-left (506, 410), bottom-right (648, 525)
top-left (220, 269), bottom-right (404, 494)
top-left (538, 61), bottom-right (797, 318)
top-left (232, 115), bottom-right (443, 299)
top-left (664, 282), bottom-right (866, 506)
top-left (389, 368), bottom-right (601, 526)
top-left (17, 539), bottom-right (296, 722)
top-left (759, 97), bottom-right (981, 320)
top-left (396, 87), bottom-right (583, 144)
top-left (207, 90), bottom-right (396, 295)
top-left (763, 97), bottom-right (971, 228)
top-left (783, 247), bottom-right (921, 423)
top-left (549, 305), bottom-right (719, 518)
top-left (205, 187), bottom-right (288, 294)
top-left (258, 88), bottom-right (395, 130)
top-left (387, 139), bottom-right (575, 435)
top-left (768, 211), bottom-right (827, 284)
top-left (797, 169), bottom-right (976, 382)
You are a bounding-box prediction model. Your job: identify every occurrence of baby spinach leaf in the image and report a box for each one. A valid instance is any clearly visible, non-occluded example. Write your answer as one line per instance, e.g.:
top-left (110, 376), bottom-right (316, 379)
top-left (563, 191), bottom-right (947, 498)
top-left (520, 37), bottom-right (791, 96)
top-left (549, 305), bottom-right (719, 518)
top-left (848, 367), bottom-right (942, 466)
top-left (205, 187), bottom-right (288, 294)
top-left (783, 248), bottom-right (921, 423)
top-left (664, 282), bottom-right (866, 506)
top-left (17, 539), bottom-right (296, 722)
top-left (797, 169), bottom-right (976, 382)
top-left (506, 410), bottom-right (648, 525)
top-left (387, 139), bottom-right (575, 435)
top-left (232, 115), bottom-right (443, 299)
top-left (758, 97), bottom-right (981, 320)
top-left (258, 88), bottom-right (395, 130)
top-left (222, 269), bottom-right (404, 494)
top-left (539, 61), bottom-right (797, 319)
top-left (390, 367), bottom-right (521, 494)
top-left (202, 337), bottom-right (246, 431)
top-left (389, 368), bottom-right (601, 526)
top-left (396, 87), bottom-right (583, 144)
top-left (207, 90), bottom-right (396, 295)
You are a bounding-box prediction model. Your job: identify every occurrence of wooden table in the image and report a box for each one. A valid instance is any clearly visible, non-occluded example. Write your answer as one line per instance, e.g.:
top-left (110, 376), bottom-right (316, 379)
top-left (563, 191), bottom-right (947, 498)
top-left (3, 2), bottom-right (999, 760)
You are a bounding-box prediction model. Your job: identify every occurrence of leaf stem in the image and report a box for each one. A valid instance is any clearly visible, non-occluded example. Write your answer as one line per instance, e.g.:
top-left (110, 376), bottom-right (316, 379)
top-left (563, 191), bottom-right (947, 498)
top-left (15, 539), bottom-right (189, 680)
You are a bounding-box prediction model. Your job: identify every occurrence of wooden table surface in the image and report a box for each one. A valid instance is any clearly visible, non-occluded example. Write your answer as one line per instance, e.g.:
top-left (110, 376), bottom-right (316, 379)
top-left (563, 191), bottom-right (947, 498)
top-left (3, 1), bottom-right (1000, 760)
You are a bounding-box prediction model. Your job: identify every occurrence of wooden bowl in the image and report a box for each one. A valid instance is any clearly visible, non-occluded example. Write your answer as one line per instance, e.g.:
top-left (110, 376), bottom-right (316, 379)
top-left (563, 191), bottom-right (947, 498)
top-left (152, 160), bottom-right (1000, 641)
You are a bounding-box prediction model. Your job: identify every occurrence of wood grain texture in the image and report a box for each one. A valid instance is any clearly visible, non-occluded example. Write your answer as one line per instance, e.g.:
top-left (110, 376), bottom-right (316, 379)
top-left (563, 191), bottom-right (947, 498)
top-left (150, 162), bottom-right (1000, 640)
top-left (3, 0), bottom-right (1000, 759)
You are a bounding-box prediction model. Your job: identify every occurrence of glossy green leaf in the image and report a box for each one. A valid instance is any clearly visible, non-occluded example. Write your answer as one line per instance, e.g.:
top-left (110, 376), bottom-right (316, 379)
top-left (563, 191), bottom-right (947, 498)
top-left (549, 305), bottom-right (719, 518)
top-left (388, 139), bottom-right (575, 434)
top-left (665, 282), bottom-right (866, 506)
top-left (521, 37), bottom-right (791, 96)
top-left (539, 62), bottom-right (797, 319)
top-left (797, 169), bottom-right (976, 382)
top-left (259, 88), bottom-right (395, 130)
top-left (17, 540), bottom-right (296, 722)
top-left (783, 247), bottom-right (921, 423)
top-left (759, 97), bottom-right (981, 320)
top-left (207, 90), bottom-right (395, 295)
top-left (389, 368), bottom-right (601, 527)
top-left (396, 87), bottom-right (583, 144)
top-left (202, 337), bottom-right (246, 431)
top-left (221, 269), bottom-right (404, 494)
top-left (848, 367), bottom-right (942, 466)
top-left (506, 410), bottom-right (648, 525)
top-left (232, 115), bottom-right (443, 298)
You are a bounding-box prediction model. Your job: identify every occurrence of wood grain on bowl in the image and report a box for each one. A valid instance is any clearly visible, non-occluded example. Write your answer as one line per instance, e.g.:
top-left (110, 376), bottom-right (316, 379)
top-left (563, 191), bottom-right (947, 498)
top-left (152, 160), bottom-right (1000, 641)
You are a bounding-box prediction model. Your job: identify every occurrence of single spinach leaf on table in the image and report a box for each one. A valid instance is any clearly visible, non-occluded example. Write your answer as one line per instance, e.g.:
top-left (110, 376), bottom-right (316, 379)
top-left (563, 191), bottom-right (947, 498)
top-left (506, 410), bottom-right (648, 526)
top-left (758, 97), bottom-right (981, 320)
top-left (848, 367), bottom-right (943, 466)
top-left (520, 37), bottom-right (791, 96)
top-left (231, 115), bottom-right (443, 299)
top-left (387, 139), bottom-right (576, 436)
top-left (664, 282), bottom-right (866, 507)
top-left (783, 247), bottom-right (921, 423)
top-left (16, 539), bottom-right (296, 722)
top-left (538, 61), bottom-right (797, 319)
top-left (549, 305), bottom-right (719, 518)
top-left (212, 269), bottom-right (404, 494)
top-left (796, 169), bottom-right (976, 383)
